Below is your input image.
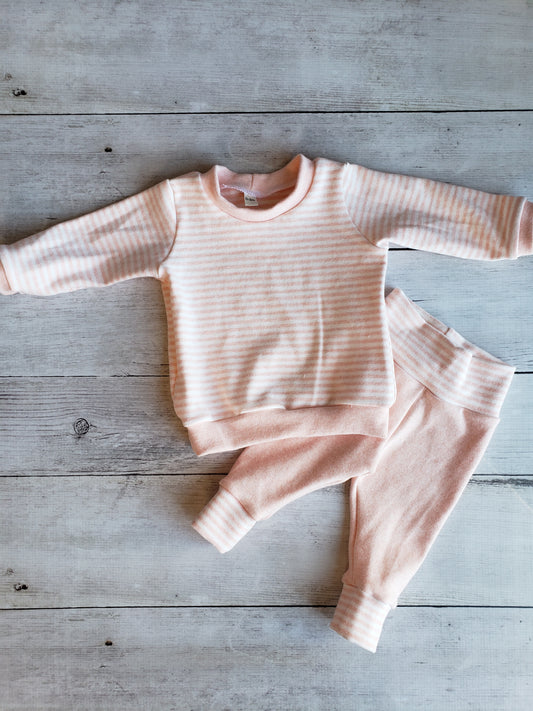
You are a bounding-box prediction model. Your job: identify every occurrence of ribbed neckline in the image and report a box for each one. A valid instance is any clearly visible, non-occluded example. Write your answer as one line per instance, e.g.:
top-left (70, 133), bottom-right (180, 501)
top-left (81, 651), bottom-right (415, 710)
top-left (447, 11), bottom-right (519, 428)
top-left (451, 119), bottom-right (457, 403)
top-left (199, 153), bottom-right (317, 222)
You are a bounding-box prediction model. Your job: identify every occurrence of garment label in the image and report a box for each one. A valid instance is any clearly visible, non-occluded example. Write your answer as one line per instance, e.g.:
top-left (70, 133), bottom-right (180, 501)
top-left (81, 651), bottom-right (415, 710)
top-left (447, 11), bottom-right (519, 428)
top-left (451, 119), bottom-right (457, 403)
top-left (244, 193), bottom-right (259, 207)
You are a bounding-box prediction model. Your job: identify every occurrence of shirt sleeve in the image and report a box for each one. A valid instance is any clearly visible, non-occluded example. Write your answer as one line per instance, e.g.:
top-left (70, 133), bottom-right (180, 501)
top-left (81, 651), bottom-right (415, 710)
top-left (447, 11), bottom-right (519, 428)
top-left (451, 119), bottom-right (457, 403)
top-left (0, 178), bottom-right (177, 296)
top-left (342, 162), bottom-right (533, 259)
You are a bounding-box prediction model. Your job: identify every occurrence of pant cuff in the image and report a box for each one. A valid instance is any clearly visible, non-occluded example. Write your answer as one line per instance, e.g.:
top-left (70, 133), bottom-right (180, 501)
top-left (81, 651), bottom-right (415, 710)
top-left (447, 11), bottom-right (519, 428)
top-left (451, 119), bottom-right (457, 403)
top-left (330, 583), bottom-right (391, 653)
top-left (191, 485), bottom-right (256, 553)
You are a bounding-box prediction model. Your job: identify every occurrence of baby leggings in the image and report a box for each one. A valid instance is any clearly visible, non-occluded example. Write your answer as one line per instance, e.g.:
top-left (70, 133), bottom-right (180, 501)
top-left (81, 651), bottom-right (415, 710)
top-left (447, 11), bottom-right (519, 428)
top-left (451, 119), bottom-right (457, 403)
top-left (192, 288), bottom-right (514, 652)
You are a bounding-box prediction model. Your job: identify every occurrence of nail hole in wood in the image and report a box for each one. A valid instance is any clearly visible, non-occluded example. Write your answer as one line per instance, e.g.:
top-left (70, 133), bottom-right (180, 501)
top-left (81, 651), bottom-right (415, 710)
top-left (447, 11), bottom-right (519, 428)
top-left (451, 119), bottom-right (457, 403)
top-left (105, 640), bottom-right (113, 646)
top-left (104, 146), bottom-right (113, 152)
top-left (12, 88), bottom-right (27, 96)
top-left (14, 583), bottom-right (28, 591)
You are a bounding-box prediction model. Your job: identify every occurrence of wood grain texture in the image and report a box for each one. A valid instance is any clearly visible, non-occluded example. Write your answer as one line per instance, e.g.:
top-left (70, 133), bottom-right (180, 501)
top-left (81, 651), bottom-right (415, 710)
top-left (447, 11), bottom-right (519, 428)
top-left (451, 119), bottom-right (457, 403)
top-left (1, 112), bottom-right (531, 242)
top-left (0, 0), bottom-right (531, 113)
top-left (0, 373), bottom-right (530, 475)
top-left (1, 475), bottom-right (532, 609)
top-left (1, 607), bottom-right (531, 711)
top-left (1, 1), bottom-right (532, 708)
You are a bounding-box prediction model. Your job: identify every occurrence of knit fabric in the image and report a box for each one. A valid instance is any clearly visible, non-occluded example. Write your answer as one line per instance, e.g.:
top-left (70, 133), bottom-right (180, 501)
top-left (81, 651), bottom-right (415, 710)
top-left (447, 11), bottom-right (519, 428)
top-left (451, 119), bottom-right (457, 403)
top-left (1, 155), bottom-right (531, 455)
top-left (191, 289), bottom-right (515, 652)
top-left (191, 287), bottom-right (515, 549)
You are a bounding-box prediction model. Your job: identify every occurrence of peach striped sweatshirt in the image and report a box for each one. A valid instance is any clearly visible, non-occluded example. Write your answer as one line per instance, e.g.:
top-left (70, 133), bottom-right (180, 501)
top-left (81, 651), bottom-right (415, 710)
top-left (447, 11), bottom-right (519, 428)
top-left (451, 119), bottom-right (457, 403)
top-left (1, 154), bottom-right (531, 454)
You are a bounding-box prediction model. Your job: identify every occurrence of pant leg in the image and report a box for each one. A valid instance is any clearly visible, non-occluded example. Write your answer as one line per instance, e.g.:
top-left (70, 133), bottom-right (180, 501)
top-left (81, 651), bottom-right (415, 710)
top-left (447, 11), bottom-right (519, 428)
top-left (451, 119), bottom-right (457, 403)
top-left (329, 371), bottom-right (501, 652)
top-left (329, 290), bottom-right (515, 652)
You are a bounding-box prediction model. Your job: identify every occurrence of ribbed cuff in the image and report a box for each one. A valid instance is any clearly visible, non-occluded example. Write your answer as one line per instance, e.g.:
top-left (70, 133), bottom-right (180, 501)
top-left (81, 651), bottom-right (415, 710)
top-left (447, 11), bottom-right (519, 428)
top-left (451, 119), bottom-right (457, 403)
top-left (517, 200), bottom-right (533, 257)
top-left (0, 259), bottom-right (16, 295)
top-left (330, 583), bottom-right (391, 653)
top-left (191, 486), bottom-right (256, 553)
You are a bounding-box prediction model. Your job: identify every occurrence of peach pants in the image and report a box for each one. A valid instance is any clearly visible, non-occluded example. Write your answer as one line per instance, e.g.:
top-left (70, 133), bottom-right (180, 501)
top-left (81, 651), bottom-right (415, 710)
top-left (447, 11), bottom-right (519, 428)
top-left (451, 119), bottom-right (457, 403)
top-left (192, 288), bottom-right (514, 652)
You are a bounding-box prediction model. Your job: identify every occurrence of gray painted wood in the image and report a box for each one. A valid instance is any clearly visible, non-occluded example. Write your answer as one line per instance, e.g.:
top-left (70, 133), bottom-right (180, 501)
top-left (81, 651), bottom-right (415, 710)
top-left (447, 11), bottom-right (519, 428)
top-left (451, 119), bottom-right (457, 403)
top-left (1, 1), bottom-right (531, 113)
top-left (1, 475), bottom-right (532, 609)
top-left (1, 1), bottom-right (532, 707)
top-left (1, 112), bottom-right (531, 242)
top-left (0, 373), bottom-right (530, 476)
top-left (1, 607), bottom-right (531, 711)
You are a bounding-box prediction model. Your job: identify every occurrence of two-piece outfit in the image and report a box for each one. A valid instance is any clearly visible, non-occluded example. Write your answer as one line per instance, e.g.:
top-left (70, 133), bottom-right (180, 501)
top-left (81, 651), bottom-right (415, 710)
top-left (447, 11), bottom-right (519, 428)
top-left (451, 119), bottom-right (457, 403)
top-left (1, 154), bottom-right (531, 652)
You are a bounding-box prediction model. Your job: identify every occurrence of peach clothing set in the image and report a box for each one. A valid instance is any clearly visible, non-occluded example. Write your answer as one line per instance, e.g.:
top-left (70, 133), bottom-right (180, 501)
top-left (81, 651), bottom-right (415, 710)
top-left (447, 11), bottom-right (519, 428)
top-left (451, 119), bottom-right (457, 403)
top-left (1, 154), bottom-right (531, 652)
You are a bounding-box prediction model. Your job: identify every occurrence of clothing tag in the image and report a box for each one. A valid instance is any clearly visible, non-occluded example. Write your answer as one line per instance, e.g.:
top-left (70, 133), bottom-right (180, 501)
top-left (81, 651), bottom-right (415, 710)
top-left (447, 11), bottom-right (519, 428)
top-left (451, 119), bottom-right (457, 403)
top-left (244, 193), bottom-right (259, 207)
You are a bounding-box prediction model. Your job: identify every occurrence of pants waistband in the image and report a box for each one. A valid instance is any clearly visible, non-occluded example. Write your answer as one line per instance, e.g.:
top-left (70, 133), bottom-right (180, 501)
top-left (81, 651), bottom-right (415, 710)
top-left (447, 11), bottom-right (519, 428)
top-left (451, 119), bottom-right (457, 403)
top-left (385, 288), bottom-right (515, 418)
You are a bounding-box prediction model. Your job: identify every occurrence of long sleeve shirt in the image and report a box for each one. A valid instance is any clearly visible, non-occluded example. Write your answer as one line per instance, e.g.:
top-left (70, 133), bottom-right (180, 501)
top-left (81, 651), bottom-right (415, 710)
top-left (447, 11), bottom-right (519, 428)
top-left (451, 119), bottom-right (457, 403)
top-left (1, 154), bottom-right (531, 454)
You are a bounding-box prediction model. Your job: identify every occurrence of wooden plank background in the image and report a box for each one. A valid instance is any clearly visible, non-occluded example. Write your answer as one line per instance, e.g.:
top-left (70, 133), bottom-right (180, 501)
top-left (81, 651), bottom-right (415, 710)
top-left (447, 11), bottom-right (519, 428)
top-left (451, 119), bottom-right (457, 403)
top-left (1, 1), bottom-right (532, 709)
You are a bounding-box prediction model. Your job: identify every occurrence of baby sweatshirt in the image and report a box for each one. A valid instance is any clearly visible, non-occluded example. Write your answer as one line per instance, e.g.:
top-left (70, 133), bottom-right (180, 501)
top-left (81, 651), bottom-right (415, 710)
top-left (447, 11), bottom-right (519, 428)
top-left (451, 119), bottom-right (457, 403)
top-left (0, 154), bottom-right (531, 454)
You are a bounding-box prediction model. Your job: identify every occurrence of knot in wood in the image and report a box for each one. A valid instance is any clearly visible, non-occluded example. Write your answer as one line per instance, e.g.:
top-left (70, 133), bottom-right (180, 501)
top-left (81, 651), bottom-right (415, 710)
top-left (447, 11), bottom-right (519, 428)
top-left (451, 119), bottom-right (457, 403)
top-left (73, 418), bottom-right (90, 436)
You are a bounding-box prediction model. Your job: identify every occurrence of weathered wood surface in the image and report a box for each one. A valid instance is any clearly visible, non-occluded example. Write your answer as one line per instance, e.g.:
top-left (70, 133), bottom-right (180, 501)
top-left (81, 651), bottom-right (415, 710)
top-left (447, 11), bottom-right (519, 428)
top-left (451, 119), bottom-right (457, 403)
top-left (1, 475), bottom-right (532, 609)
top-left (1, 112), bottom-right (531, 242)
top-left (1, 1), bottom-right (531, 113)
top-left (0, 372), bottom-right (530, 475)
top-left (1, 0), bottom-right (532, 708)
top-left (1, 607), bottom-right (531, 711)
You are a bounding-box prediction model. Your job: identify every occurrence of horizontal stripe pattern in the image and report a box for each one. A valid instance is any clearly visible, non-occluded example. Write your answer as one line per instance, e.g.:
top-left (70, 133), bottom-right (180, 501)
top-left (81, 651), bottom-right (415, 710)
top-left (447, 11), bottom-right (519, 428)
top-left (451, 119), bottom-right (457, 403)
top-left (0, 154), bottom-right (527, 451)
top-left (343, 162), bottom-right (526, 259)
top-left (165, 158), bottom-right (398, 429)
top-left (330, 583), bottom-right (391, 653)
top-left (191, 486), bottom-right (256, 553)
top-left (386, 288), bottom-right (515, 417)
top-left (0, 180), bottom-right (177, 295)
